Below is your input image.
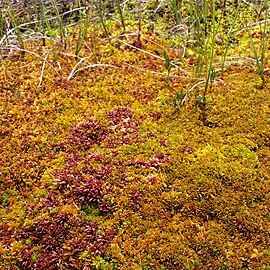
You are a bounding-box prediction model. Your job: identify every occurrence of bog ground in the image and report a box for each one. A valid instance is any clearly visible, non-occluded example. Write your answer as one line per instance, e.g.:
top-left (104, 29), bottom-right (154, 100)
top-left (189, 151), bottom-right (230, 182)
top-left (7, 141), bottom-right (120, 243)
top-left (0, 1), bottom-right (270, 269)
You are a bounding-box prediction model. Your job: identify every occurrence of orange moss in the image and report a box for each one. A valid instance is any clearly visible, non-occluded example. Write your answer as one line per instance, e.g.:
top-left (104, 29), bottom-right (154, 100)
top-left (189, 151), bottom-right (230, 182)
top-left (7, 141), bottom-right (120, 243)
top-left (0, 31), bottom-right (270, 269)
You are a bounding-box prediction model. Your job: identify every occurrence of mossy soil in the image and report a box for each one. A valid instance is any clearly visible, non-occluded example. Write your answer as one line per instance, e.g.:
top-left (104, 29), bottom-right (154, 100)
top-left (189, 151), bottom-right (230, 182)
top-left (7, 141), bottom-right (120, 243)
top-left (0, 32), bottom-right (270, 270)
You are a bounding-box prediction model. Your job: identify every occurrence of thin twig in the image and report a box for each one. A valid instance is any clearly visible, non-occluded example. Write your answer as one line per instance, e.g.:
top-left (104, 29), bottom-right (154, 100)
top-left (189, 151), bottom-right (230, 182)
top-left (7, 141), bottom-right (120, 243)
top-left (36, 50), bottom-right (51, 92)
top-left (67, 63), bottom-right (119, 81)
top-left (116, 39), bottom-right (192, 77)
top-left (178, 80), bottom-right (206, 108)
top-left (0, 45), bottom-right (61, 76)
top-left (235, 19), bottom-right (270, 36)
top-left (124, 62), bottom-right (188, 78)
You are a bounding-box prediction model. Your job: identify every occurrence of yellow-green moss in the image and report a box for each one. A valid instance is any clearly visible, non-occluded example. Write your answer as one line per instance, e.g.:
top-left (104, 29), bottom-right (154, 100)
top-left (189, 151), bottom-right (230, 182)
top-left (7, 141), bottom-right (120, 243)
top-left (0, 29), bottom-right (270, 270)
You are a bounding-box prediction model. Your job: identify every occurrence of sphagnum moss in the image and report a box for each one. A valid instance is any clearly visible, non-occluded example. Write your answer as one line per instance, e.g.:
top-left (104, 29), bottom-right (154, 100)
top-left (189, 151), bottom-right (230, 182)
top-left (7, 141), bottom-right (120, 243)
top-left (1, 16), bottom-right (270, 270)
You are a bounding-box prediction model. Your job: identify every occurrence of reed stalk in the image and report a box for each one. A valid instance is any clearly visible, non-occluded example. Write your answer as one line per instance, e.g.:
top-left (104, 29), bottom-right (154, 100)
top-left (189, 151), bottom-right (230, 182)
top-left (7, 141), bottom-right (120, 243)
top-left (116, 0), bottom-right (126, 32)
top-left (50, 0), bottom-right (67, 49)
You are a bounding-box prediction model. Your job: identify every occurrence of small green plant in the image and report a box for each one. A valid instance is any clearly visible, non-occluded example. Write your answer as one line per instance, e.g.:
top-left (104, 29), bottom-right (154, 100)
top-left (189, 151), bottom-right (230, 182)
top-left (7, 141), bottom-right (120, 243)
top-left (194, 258), bottom-right (200, 266)
top-left (31, 251), bottom-right (38, 263)
top-left (75, 7), bottom-right (91, 56)
top-left (92, 255), bottom-right (111, 269)
top-left (249, 1), bottom-right (269, 88)
top-left (142, 264), bottom-right (150, 270)
top-left (163, 50), bottom-right (173, 79)
top-left (221, 260), bottom-right (227, 270)
top-left (169, 90), bottom-right (185, 109)
top-left (0, 193), bottom-right (9, 206)
top-left (168, 0), bottom-right (182, 25)
top-left (0, 9), bottom-right (4, 38)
